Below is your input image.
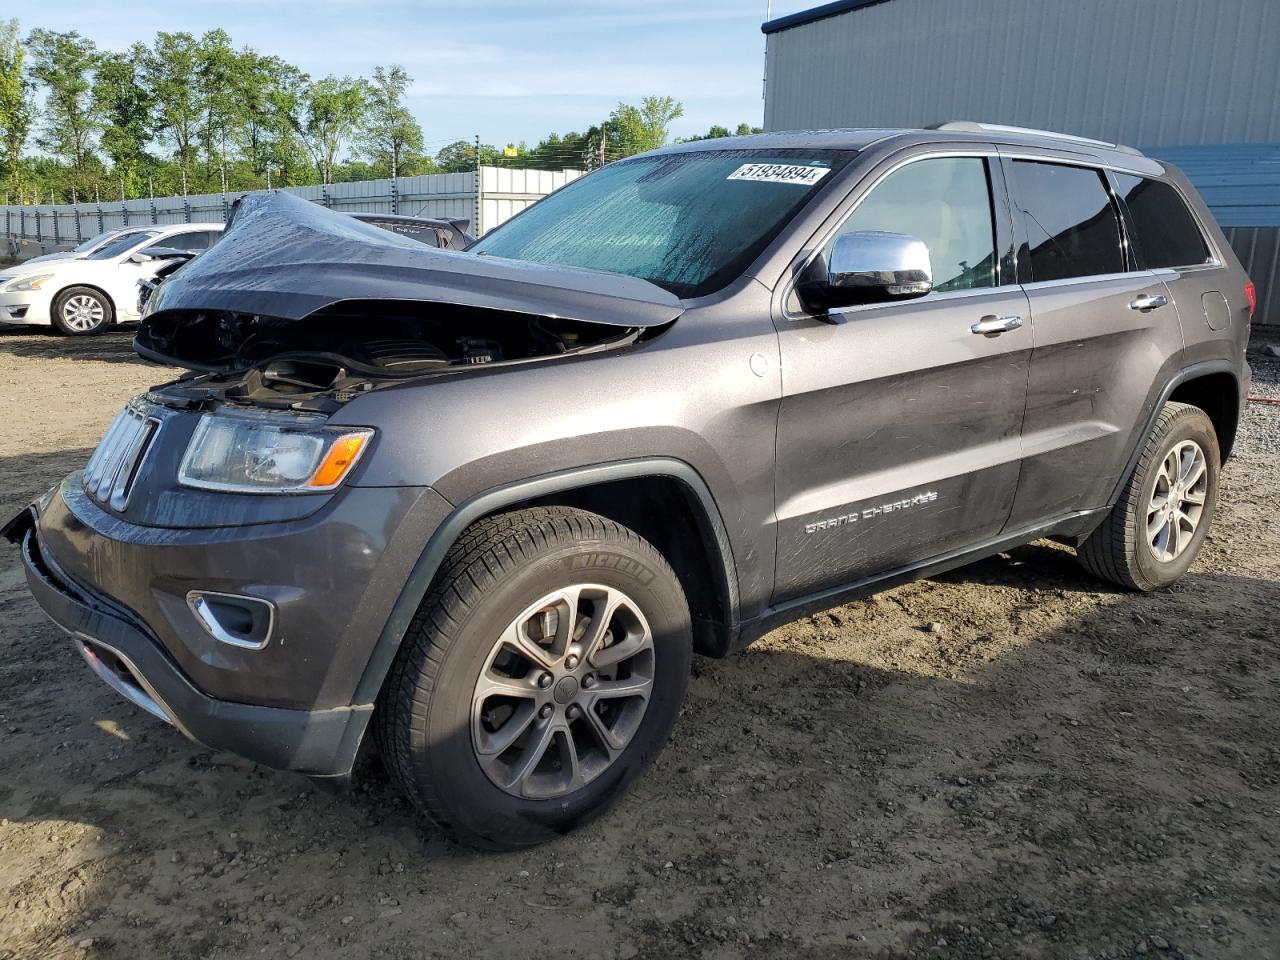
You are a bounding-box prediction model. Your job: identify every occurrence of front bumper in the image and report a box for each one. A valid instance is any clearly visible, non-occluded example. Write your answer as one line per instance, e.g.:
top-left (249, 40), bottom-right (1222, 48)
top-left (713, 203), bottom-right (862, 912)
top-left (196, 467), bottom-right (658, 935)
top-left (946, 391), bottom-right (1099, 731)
top-left (0, 289), bottom-right (52, 325)
top-left (8, 475), bottom-right (452, 777)
top-left (13, 512), bottom-right (369, 775)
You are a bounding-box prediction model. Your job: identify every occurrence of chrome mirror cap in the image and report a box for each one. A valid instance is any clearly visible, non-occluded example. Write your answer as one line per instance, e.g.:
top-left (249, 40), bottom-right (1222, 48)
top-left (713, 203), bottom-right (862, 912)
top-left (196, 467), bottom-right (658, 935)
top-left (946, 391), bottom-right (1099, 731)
top-left (800, 231), bottom-right (933, 311)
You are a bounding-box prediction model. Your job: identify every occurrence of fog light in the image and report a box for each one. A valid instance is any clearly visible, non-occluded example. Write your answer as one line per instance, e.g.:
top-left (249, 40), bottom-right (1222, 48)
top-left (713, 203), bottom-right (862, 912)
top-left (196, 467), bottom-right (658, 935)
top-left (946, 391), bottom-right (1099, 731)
top-left (187, 591), bottom-right (276, 650)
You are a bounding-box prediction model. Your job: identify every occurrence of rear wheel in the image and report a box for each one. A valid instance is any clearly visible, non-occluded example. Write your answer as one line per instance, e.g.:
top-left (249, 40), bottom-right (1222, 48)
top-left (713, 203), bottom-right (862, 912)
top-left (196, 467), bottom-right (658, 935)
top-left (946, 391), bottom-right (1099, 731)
top-left (51, 286), bottom-right (113, 336)
top-left (376, 506), bottom-right (692, 849)
top-left (1077, 401), bottom-right (1219, 591)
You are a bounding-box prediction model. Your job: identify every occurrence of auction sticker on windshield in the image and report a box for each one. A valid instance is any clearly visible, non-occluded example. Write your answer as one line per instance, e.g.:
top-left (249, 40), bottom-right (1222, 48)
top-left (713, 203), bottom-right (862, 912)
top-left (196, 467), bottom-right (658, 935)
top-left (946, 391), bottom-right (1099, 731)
top-left (727, 163), bottom-right (831, 186)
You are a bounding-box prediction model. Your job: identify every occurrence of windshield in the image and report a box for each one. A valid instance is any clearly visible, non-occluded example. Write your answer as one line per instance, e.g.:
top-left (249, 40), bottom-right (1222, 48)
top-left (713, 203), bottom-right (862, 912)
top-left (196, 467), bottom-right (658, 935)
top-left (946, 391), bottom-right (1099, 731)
top-left (73, 230), bottom-right (117, 252)
top-left (87, 230), bottom-right (160, 261)
top-left (471, 148), bottom-right (855, 297)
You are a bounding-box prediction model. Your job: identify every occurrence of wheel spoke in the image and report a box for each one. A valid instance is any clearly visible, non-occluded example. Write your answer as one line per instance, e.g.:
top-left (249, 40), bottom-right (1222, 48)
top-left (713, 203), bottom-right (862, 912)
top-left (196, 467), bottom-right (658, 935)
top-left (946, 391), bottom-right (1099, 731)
top-left (590, 628), bottom-right (650, 670)
top-left (473, 670), bottom-right (539, 702)
top-left (580, 589), bottom-right (624, 662)
top-left (580, 704), bottom-right (627, 755)
top-left (474, 699), bottom-right (538, 757)
top-left (1180, 455), bottom-right (1206, 489)
top-left (557, 730), bottom-right (586, 792)
top-left (589, 674), bottom-right (652, 702)
top-left (507, 719), bottom-right (556, 793)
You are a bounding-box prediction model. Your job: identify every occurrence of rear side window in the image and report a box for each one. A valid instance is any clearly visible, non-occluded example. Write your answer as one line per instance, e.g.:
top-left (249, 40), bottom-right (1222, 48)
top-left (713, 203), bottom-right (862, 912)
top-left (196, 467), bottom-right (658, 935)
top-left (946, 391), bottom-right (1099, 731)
top-left (1011, 161), bottom-right (1125, 282)
top-left (166, 231), bottom-right (216, 252)
top-left (831, 156), bottom-right (998, 292)
top-left (1112, 174), bottom-right (1211, 269)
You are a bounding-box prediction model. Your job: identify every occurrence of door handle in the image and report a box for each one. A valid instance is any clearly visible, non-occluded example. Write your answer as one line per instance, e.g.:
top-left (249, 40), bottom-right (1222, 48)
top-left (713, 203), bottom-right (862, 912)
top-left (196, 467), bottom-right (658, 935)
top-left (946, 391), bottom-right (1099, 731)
top-left (970, 315), bottom-right (1024, 336)
top-left (1129, 293), bottom-right (1169, 312)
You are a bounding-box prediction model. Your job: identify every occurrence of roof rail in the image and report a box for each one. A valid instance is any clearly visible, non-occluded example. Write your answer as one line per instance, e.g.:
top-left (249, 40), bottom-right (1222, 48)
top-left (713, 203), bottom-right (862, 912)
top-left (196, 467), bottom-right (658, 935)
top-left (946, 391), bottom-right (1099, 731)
top-left (926, 121), bottom-right (1144, 157)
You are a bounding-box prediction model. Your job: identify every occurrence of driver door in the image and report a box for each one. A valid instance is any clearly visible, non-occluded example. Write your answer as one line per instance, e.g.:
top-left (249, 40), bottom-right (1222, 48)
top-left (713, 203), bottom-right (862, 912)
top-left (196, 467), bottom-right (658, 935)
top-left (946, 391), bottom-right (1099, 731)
top-left (772, 151), bottom-right (1031, 604)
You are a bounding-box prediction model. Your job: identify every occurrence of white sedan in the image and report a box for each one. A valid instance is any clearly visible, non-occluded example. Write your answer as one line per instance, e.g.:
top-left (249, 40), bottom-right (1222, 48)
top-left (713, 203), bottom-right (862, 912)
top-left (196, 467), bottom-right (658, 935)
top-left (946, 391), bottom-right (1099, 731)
top-left (0, 223), bottom-right (223, 335)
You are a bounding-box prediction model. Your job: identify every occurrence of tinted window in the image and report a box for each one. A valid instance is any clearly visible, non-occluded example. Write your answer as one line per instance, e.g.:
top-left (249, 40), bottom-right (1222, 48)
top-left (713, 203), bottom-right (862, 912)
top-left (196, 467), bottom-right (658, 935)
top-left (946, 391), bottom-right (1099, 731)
top-left (164, 231), bottom-right (214, 252)
top-left (1011, 161), bottom-right (1124, 281)
top-left (1113, 174), bottom-right (1210, 269)
top-left (831, 157), bottom-right (997, 292)
top-left (363, 219), bottom-right (446, 247)
top-left (87, 230), bottom-right (160, 260)
top-left (473, 149), bottom-right (856, 297)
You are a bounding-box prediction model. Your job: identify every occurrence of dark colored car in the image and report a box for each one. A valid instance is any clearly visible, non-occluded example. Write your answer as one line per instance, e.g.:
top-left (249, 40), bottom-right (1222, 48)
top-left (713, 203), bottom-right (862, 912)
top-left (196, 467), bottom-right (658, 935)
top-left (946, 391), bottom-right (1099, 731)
top-left (350, 212), bottom-right (473, 250)
top-left (137, 209), bottom-right (472, 314)
top-left (7, 124), bottom-right (1253, 849)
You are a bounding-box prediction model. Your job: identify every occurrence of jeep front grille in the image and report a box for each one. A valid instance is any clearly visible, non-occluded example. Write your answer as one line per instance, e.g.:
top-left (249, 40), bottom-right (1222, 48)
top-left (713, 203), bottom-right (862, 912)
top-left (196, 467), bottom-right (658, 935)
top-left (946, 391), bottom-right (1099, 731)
top-left (83, 403), bottom-right (159, 511)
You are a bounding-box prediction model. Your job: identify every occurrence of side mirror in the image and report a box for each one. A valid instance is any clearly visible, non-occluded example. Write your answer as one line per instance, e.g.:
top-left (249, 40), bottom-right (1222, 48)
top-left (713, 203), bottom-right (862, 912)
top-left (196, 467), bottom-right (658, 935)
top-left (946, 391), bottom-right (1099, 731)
top-left (128, 251), bottom-right (155, 264)
top-left (798, 231), bottom-right (933, 312)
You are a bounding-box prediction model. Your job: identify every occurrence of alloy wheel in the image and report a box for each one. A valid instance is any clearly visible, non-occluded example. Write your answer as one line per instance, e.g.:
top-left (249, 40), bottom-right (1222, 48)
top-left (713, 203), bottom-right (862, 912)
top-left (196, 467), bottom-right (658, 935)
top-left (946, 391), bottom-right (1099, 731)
top-left (61, 294), bottom-right (105, 332)
top-left (471, 584), bottom-right (655, 800)
top-left (1145, 439), bottom-right (1208, 563)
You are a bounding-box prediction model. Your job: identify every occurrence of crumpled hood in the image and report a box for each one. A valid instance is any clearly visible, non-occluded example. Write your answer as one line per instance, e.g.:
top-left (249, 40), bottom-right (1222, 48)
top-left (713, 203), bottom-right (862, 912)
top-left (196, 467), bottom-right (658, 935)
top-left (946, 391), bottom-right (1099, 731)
top-left (139, 191), bottom-right (682, 355)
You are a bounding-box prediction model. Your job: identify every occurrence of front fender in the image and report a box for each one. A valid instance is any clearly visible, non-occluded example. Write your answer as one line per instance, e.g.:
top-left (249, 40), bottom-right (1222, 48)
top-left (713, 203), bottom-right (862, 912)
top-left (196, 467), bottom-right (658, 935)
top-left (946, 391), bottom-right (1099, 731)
top-left (348, 457), bottom-right (740, 705)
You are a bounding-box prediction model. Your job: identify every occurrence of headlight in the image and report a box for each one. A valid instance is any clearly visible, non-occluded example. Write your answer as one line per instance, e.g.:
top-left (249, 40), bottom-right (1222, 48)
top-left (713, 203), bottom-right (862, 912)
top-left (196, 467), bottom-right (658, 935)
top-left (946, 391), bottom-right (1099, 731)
top-left (1, 274), bottom-right (53, 292)
top-left (178, 411), bottom-right (374, 493)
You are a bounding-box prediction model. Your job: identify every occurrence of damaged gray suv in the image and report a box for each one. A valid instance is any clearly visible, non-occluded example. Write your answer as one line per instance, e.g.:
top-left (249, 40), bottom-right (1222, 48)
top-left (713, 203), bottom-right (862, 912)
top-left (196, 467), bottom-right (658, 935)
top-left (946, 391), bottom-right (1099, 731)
top-left (7, 123), bottom-right (1254, 849)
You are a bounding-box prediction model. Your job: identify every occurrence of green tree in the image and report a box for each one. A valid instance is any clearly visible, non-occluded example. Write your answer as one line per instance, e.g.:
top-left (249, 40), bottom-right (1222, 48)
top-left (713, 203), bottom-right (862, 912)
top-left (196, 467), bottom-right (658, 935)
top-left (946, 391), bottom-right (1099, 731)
top-left (679, 122), bottom-right (764, 143)
top-left (196, 29), bottom-right (243, 190)
top-left (261, 62), bottom-right (314, 186)
top-left (92, 43), bottom-right (152, 197)
top-left (26, 28), bottom-right (98, 194)
top-left (143, 31), bottom-right (201, 192)
top-left (0, 19), bottom-right (32, 199)
top-left (604, 96), bottom-right (684, 156)
top-left (297, 75), bottom-right (369, 184)
top-left (360, 65), bottom-right (424, 178)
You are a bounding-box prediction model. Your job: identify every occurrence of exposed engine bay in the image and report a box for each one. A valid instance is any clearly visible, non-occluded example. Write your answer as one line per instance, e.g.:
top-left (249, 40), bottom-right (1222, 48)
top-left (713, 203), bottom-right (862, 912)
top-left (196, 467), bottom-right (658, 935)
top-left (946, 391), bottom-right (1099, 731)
top-left (134, 190), bottom-right (682, 412)
top-left (143, 300), bottom-right (647, 412)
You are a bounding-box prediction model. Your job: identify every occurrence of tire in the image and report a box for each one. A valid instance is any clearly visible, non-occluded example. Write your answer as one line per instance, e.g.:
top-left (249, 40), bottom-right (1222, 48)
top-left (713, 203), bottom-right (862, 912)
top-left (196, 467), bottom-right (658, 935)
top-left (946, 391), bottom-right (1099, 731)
top-left (376, 506), bottom-right (692, 849)
top-left (51, 286), bottom-right (113, 336)
top-left (1077, 401), bottom-right (1220, 591)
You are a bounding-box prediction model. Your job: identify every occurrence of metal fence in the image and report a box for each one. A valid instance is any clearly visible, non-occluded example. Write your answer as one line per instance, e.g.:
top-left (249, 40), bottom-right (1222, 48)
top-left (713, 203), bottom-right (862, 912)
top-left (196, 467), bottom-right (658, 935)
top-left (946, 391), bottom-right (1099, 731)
top-left (1, 166), bottom-right (582, 260)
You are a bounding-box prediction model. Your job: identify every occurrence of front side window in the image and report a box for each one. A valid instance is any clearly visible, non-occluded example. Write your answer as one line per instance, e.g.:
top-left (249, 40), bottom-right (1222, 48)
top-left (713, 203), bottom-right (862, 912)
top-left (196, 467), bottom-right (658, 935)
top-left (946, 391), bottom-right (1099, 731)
top-left (73, 230), bottom-right (115, 252)
top-left (1112, 174), bottom-right (1211, 269)
top-left (87, 230), bottom-right (160, 261)
top-left (828, 157), bottom-right (998, 293)
top-left (472, 148), bottom-right (856, 298)
top-left (1011, 161), bottom-right (1124, 282)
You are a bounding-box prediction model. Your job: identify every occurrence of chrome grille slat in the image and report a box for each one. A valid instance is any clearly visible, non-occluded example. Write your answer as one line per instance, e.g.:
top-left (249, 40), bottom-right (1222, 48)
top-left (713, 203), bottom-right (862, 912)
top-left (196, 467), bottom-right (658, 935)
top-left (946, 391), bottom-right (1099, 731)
top-left (108, 419), bottom-right (156, 511)
top-left (83, 409), bottom-right (128, 490)
top-left (82, 402), bottom-right (160, 512)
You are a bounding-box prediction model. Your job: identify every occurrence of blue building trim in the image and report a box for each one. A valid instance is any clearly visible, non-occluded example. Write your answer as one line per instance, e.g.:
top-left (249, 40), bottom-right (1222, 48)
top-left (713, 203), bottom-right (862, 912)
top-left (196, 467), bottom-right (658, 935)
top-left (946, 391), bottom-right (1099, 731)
top-left (1147, 144), bottom-right (1280, 228)
top-left (762, 0), bottom-right (897, 35)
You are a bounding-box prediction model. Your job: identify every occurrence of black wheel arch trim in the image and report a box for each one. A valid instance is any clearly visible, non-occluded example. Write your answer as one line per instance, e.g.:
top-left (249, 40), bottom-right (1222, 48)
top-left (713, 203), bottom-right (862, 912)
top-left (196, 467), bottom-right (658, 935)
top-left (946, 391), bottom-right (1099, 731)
top-left (1105, 359), bottom-right (1239, 510)
top-left (350, 457), bottom-right (741, 706)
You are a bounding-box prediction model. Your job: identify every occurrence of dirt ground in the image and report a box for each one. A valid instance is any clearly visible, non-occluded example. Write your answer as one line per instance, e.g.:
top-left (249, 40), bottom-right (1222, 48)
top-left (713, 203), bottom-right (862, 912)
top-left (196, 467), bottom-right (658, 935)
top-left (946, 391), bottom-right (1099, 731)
top-left (0, 326), bottom-right (1276, 960)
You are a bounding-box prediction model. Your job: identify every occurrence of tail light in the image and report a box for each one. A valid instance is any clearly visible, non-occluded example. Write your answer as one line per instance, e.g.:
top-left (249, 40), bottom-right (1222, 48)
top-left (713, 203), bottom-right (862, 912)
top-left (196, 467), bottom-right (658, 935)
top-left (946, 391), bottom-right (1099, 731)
top-left (1244, 280), bottom-right (1257, 318)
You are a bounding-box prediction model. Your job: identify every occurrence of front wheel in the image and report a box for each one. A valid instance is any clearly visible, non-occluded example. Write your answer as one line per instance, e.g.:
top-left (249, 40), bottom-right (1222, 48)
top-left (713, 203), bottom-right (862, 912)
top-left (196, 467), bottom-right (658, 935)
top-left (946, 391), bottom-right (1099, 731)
top-left (1077, 401), bottom-right (1220, 591)
top-left (376, 507), bottom-right (692, 849)
top-left (51, 286), bottom-right (113, 335)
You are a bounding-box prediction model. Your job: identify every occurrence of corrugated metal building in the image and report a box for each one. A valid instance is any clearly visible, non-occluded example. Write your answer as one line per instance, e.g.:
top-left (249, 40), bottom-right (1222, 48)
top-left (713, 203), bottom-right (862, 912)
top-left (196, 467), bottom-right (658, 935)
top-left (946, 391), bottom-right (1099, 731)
top-left (762, 0), bottom-right (1280, 327)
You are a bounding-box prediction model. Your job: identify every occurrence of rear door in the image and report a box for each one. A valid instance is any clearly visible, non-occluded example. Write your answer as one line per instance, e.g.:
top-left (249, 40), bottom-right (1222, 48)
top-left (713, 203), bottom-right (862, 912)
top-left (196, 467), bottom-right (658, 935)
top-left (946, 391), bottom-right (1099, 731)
top-left (772, 150), bottom-right (1031, 604)
top-left (1002, 154), bottom-right (1184, 527)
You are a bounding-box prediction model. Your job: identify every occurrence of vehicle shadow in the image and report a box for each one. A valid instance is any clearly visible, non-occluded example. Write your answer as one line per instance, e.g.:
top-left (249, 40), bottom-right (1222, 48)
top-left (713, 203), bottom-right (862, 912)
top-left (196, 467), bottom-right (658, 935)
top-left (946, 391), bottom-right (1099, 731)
top-left (0, 325), bottom-right (164, 366)
top-left (1, 519), bottom-right (1274, 960)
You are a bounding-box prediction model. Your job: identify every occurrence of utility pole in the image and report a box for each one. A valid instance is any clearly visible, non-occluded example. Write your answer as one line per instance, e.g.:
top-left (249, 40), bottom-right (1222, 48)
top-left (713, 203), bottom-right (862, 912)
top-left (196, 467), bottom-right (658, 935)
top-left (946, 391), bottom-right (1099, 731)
top-left (475, 133), bottom-right (483, 235)
top-left (267, 166), bottom-right (272, 190)
top-left (762, 1), bottom-right (772, 102)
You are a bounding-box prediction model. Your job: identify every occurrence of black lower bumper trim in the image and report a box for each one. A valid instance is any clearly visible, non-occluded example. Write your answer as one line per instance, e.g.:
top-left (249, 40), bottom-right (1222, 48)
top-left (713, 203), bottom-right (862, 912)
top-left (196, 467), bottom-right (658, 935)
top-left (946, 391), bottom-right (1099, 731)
top-left (17, 518), bottom-right (370, 777)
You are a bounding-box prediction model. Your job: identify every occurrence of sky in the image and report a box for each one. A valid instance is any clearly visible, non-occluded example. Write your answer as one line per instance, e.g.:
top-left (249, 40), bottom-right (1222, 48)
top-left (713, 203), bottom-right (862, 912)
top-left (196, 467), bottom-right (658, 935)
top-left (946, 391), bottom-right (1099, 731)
top-left (21, 0), bottom-right (820, 150)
